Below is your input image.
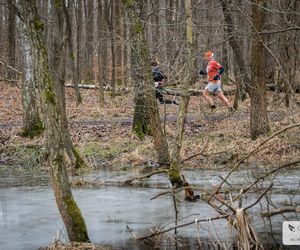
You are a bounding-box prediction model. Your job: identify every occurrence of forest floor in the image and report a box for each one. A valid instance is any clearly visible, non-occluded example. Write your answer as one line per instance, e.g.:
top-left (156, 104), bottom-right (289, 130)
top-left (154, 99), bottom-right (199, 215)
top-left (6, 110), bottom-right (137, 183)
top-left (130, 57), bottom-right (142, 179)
top-left (0, 81), bottom-right (300, 178)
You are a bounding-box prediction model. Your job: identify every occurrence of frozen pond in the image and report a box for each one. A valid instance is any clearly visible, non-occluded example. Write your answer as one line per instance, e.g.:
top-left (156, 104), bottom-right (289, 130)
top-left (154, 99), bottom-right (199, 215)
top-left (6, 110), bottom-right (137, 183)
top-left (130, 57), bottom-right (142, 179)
top-left (0, 169), bottom-right (299, 249)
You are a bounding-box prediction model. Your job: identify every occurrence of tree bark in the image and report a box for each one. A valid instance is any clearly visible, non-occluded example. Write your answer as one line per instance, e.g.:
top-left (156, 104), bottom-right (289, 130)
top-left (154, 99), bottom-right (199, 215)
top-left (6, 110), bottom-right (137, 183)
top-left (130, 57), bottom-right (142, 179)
top-left (62, 0), bottom-right (82, 104)
top-left (123, 0), bottom-right (170, 165)
top-left (132, 93), bottom-right (150, 140)
top-left (219, 0), bottom-right (248, 101)
top-left (7, 0), bottom-right (17, 82)
top-left (52, 0), bottom-right (87, 170)
top-left (18, 17), bottom-right (43, 138)
top-left (169, 0), bottom-right (196, 187)
top-left (249, 0), bottom-right (270, 140)
top-left (19, 0), bottom-right (89, 242)
top-left (75, 0), bottom-right (84, 102)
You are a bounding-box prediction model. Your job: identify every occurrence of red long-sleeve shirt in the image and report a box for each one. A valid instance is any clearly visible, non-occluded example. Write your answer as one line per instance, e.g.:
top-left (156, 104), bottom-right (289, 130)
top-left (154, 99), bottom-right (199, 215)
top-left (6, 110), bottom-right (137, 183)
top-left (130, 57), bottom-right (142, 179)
top-left (206, 60), bottom-right (222, 83)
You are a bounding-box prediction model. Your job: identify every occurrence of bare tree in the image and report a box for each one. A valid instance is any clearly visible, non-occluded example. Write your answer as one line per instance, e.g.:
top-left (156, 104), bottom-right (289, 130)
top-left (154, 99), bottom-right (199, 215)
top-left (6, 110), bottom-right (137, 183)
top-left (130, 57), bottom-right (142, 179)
top-left (168, 0), bottom-right (197, 187)
top-left (123, 0), bottom-right (170, 165)
top-left (18, 14), bottom-right (43, 138)
top-left (62, 0), bottom-right (82, 104)
top-left (249, 0), bottom-right (270, 140)
top-left (6, 0), bottom-right (16, 82)
top-left (219, 0), bottom-right (249, 105)
top-left (18, 0), bottom-right (89, 242)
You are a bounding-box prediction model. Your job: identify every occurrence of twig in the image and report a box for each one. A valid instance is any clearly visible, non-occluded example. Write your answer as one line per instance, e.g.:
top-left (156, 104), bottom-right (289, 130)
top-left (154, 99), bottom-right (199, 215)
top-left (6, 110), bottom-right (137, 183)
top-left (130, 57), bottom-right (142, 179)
top-left (208, 123), bottom-right (300, 202)
top-left (124, 169), bottom-right (167, 184)
top-left (213, 193), bottom-right (236, 213)
top-left (150, 186), bottom-right (186, 200)
top-left (172, 193), bottom-right (179, 235)
top-left (181, 139), bottom-right (208, 163)
top-left (182, 148), bottom-right (232, 163)
top-left (0, 59), bottom-right (23, 75)
top-left (244, 183), bottom-right (273, 211)
top-left (135, 214), bottom-right (230, 240)
top-left (261, 207), bottom-right (300, 217)
top-left (231, 160), bottom-right (300, 204)
top-left (218, 175), bottom-right (233, 187)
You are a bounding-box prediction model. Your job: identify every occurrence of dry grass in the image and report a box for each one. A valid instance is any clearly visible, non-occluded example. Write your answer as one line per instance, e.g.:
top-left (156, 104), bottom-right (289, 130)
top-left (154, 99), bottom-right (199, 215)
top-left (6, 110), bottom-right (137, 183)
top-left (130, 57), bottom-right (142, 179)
top-left (234, 208), bottom-right (262, 250)
top-left (42, 240), bottom-right (111, 250)
top-left (0, 82), bottom-right (300, 171)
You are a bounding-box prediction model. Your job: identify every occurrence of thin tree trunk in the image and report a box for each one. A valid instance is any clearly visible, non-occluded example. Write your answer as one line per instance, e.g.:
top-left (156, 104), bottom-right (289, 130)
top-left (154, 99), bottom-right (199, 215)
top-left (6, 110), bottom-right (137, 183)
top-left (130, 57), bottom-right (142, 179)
top-left (115, 0), bottom-right (123, 87)
top-left (75, 0), bottom-right (83, 101)
top-left (62, 0), bottom-right (82, 104)
top-left (7, 0), bottom-right (16, 82)
top-left (106, 2), bottom-right (116, 94)
top-left (19, 0), bottom-right (89, 242)
top-left (85, 0), bottom-right (94, 81)
top-left (19, 19), bottom-right (43, 138)
top-left (97, 0), bottom-right (105, 106)
top-left (169, 0), bottom-right (196, 187)
top-left (52, 0), bottom-right (87, 170)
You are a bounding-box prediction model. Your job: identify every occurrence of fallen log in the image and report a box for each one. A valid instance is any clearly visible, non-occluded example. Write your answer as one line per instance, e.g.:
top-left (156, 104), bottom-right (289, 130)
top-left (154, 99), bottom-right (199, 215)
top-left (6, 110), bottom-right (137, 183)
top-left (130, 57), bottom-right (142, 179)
top-left (163, 87), bottom-right (236, 96)
top-left (65, 83), bottom-right (109, 90)
top-left (64, 83), bottom-right (130, 93)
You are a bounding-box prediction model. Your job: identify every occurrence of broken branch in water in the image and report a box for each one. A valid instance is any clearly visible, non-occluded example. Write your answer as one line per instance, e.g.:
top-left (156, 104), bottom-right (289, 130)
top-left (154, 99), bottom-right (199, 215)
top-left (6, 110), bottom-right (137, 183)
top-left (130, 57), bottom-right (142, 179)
top-left (261, 207), bottom-right (300, 217)
top-left (135, 214), bottom-right (230, 241)
top-left (124, 169), bottom-right (167, 185)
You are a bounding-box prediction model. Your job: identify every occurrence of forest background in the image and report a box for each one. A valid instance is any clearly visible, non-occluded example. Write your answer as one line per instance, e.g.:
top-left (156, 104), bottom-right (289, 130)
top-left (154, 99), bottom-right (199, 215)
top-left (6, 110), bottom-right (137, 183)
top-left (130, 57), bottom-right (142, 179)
top-left (0, 0), bottom-right (299, 249)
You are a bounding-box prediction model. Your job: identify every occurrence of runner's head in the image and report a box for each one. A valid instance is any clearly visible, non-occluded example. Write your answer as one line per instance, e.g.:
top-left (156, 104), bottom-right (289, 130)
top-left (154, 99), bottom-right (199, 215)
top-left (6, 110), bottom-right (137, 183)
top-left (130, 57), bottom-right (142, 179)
top-left (151, 58), bottom-right (159, 67)
top-left (204, 51), bottom-right (214, 61)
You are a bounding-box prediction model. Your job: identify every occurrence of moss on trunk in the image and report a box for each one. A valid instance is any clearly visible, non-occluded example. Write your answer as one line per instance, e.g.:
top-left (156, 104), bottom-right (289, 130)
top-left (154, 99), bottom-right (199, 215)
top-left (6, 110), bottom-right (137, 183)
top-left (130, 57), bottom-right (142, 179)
top-left (64, 195), bottom-right (90, 242)
top-left (72, 148), bottom-right (86, 170)
top-left (132, 94), bottom-right (151, 140)
top-left (168, 160), bottom-right (183, 187)
top-left (20, 117), bottom-right (44, 138)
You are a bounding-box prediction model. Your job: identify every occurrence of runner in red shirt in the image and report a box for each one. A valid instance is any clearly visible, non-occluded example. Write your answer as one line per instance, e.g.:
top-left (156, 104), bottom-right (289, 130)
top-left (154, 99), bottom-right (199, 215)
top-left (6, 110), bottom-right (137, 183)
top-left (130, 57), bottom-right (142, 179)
top-left (201, 51), bottom-right (233, 112)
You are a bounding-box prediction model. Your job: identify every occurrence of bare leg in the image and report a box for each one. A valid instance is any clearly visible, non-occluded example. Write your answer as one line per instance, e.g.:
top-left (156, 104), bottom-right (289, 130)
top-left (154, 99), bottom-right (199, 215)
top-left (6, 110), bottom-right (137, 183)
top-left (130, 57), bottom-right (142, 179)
top-left (203, 89), bottom-right (215, 107)
top-left (216, 91), bottom-right (230, 107)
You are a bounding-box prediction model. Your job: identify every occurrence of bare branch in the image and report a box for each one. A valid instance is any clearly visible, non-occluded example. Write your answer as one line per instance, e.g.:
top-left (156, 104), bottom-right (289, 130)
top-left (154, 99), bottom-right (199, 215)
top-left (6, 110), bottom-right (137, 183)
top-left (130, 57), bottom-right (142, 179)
top-left (0, 58), bottom-right (23, 75)
top-left (135, 214), bottom-right (230, 241)
top-left (261, 207), bottom-right (300, 217)
top-left (231, 159), bottom-right (300, 204)
top-left (244, 183), bottom-right (273, 211)
top-left (208, 123), bottom-right (300, 202)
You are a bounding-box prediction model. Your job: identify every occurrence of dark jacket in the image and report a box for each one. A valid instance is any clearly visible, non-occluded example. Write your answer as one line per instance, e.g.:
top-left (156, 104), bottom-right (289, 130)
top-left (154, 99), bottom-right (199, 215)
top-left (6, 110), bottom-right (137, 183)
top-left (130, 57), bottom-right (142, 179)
top-left (152, 66), bottom-right (167, 82)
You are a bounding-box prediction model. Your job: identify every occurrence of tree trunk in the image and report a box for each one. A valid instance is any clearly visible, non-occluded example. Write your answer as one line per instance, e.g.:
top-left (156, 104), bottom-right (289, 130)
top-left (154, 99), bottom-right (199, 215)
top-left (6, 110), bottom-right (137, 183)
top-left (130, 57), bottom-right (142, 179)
top-left (123, 0), bottom-right (170, 165)
top-left (19, 0), bottom-right (89, 242)
top-left (85, 0), bottom-right (94, 81)
top-left (52, 0), bottom-right (87, 170)
top-left (62, 0), bottom-right (82, 104)
top-left (75, 0), bottom-right (83, 102)
top-left (219, 0), bottom-right (248, 101)
top-left (106, 2), bottom-right (116, 94)
top-left (278, 0), bottom-right (299, 108)
top-left (7, 0), bottom-right (16, 82)
top-left (18, 18), bottom-right (43, 138)
top-left (97, 0), bottom-right (105, 106)
top-left (115, 0), bottom-right (123, 87)
top-left (249, 0), bottom-right (270, 140)
top-left (169, 0), bottom-right (196, 187)
top-left (132, 93), bottom-right (150, 140)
